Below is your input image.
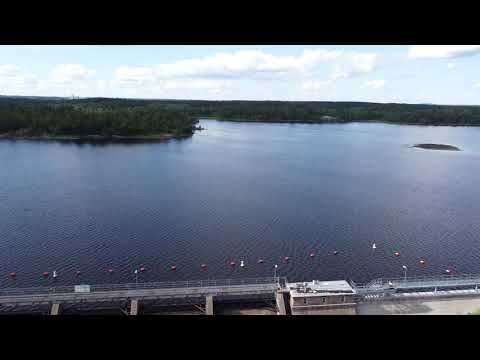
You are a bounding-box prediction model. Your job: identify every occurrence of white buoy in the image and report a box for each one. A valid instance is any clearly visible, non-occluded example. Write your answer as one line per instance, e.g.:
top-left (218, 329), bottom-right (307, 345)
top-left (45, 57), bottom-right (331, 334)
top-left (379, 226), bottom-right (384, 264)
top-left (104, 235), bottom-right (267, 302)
top-left (52, 270), bottom-right (57, 279)
top-left (372, 243), bottom-right (376, 250)
top-left (240, 260), bottom-right (245, 268)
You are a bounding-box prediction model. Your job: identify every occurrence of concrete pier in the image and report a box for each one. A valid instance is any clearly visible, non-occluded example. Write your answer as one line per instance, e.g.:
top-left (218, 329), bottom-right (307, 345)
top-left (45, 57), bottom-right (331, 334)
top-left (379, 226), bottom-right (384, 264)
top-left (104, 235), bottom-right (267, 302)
top-left (130, 299), bottom-right (139, 315)
top-left (276, 291), bottom-right (286, 315)
top-left (206, 295), bottom-right (213, 315)
top-left (50, 303), bottom-right (62, 315)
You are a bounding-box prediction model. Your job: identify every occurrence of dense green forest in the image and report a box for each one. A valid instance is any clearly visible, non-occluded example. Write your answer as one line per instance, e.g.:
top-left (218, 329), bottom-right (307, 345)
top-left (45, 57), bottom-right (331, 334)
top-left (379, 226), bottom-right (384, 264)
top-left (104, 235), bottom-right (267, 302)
top-left (0, 97), bottom-right (197, 137)
top-left (1, 96), bottom-right (480, 138)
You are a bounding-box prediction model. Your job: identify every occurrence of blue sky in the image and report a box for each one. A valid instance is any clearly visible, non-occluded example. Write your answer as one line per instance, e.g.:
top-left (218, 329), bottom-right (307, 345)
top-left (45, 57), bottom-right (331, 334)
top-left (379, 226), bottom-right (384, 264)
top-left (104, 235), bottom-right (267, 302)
top-left (0, 45), bottom-right (479, 104)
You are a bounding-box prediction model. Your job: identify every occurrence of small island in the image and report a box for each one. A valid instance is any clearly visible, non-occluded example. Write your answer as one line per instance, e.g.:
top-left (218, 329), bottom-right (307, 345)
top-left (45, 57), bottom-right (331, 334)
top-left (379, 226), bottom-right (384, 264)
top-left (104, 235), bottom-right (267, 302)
top-left (413, 144), bottom-right (461, 151)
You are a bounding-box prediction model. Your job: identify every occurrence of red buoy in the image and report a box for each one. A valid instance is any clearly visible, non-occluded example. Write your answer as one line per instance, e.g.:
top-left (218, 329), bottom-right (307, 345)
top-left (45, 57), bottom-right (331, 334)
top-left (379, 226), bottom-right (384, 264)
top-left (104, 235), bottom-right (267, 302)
top-left (171, 265), bottom-right (177, 271)
top-left (229, 261), bottom-right (236, 267)
top-left (394, 251), bottom-right (400, 257)
top-left (139, 266), bottom-right (146, 273)
top-left (310, 253), bottom-right (315, 258)
top-left (258, 259), bottom-right (264, 264)
top-left (201, 264), bottom-right (207, 270)
top-left (445, 269), bottom-right (452, 275)
top-left (107, 268), bottom-right (114, 274)
top-left (419, 259), bottom-right (426, 267)
top-left (42, 271), bottom-right (49, 278)
top-left (9, 272), bottom-right (16, 278)
top-left (75, 271), bottom-right (81, 277)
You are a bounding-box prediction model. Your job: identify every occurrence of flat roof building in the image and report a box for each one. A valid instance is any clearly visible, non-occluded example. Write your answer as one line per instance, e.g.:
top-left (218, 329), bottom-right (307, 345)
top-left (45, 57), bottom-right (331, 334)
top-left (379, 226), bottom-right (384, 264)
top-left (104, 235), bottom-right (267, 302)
top-left (287, 280), bottom-right (357, 315)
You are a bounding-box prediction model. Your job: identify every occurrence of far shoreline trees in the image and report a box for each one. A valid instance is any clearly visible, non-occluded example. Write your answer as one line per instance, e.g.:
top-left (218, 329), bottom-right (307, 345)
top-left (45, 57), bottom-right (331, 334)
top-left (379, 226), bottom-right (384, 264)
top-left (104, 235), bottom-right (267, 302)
top-left (1, 96), bottom-right (480, 138)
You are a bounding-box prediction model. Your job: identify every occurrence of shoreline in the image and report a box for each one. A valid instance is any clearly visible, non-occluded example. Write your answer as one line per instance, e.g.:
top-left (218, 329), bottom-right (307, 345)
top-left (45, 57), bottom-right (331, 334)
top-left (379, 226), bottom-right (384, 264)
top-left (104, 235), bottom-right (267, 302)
top-left (200, 117), bottom-right (480, 127)
top-left (0, 132), bottom-right (193, 142)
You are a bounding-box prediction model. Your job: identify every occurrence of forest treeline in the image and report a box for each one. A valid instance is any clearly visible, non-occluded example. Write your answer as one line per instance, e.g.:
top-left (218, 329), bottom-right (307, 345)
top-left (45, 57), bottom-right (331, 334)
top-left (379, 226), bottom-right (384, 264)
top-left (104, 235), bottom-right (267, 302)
top-left (161, 99), bottom-right (480, 125)
top-left (0, 97), bottom-right (196, 136)
top-left (1, 96), bottom-right (480, 136)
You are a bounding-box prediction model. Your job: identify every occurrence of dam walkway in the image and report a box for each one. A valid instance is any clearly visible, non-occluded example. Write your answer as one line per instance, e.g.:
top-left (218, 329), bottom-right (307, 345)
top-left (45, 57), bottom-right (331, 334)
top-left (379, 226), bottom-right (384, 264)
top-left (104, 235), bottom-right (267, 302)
top-left (0, 277), bottom-right (283, 311)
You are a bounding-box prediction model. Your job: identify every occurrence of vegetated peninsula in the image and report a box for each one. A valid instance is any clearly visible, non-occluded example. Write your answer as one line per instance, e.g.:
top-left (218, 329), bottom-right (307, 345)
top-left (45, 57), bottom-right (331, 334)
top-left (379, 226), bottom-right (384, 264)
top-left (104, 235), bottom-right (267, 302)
top-left (1, 96), bottom-right (480, 140)
top-left (0, 97), bottom-right (198, 141)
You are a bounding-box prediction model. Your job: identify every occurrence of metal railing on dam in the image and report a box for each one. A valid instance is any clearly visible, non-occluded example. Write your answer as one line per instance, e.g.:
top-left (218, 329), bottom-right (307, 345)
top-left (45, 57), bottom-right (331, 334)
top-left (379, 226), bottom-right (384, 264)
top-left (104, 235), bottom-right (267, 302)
top-left (351, 273), bottom-right (480, 301)
top-left (0, 277), bottom-right (284, 306)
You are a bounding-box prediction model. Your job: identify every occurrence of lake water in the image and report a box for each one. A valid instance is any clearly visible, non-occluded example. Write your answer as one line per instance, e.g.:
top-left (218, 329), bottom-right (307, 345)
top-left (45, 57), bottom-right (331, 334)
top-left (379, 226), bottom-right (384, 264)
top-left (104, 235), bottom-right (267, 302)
top-left (2, 119), bottom-right (480, 288)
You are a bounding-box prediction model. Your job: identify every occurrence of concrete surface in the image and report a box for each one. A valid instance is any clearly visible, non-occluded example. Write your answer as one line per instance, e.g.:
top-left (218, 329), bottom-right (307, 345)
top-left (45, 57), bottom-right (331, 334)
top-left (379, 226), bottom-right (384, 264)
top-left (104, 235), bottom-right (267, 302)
top-left (358, 296), bottom-right (480, 315)
top-left (206, 295), bottom-right (213, 315)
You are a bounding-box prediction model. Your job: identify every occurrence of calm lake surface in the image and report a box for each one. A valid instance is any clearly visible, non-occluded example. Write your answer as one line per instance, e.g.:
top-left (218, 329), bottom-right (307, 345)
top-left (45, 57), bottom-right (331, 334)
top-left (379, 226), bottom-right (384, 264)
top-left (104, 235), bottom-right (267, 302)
top-left (2, 120), bottom-right (480, 288)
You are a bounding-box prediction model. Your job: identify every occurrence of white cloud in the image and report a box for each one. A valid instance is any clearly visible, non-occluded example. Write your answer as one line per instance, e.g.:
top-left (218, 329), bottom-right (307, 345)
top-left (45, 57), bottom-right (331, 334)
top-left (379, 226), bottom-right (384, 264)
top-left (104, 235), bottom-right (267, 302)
top-left (11, 74), bottom-right (39, 87)
top-left (0, 65), bottom-right (21, 77)
top-left (361, 80), bottom-right (386, 89)
top-left (163, 80), bottom-right (233, 96)
top-left (111, 68), bottom-right (233, 96)
top-left (408, 45), bottom-right (480, 59)
top-left (163, 79), bottom-right (232, 90)
top-left (50, 64), bottom-right (95, 83)
top-left (152, 49), bottom-right (379, 81)
top-left (351, 53), bottom-right (378, 74)
top-left (155, 49), bottom-right (343, 79)
top-left (329, 53), bottom-right (378, 80)
top-left (301, 80), bottom-right (332, 92)
top-left (108, 49), bottom-right (379, 100)
top-left (0, 48), bottom-right (384, 100)
top-left (115, 66), bottom-right (155, 85)
top-left (474, 82), bottom-right (480, 88)
top-left (447, 63), bottom-right (456, 68)
top-left (0, 65), bottom-right (39, 93)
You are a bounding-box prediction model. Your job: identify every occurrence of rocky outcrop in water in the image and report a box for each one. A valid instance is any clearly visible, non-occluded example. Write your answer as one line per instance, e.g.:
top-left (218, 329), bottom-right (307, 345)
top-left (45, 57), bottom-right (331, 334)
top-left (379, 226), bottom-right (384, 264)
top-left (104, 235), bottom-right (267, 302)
top-left (413, 144), bottom-right (461, 151)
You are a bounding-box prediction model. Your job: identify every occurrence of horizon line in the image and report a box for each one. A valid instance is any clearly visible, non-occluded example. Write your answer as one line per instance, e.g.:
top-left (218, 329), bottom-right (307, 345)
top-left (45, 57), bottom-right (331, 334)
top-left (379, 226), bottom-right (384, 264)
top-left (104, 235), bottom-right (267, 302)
top-left (1, 94), bottom-right (479, 107)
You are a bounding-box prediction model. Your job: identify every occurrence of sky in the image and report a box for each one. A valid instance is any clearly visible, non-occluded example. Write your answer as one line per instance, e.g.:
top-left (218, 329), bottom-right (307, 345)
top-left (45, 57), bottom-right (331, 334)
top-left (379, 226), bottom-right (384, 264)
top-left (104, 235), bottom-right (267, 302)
top-left (0, 45), bottom-right (479, 105)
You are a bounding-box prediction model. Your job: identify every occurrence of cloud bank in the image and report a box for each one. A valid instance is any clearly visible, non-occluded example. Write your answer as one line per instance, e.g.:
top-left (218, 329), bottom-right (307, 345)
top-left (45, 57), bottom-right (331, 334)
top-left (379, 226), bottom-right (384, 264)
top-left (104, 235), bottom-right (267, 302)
top-left (51, 64), bottom-right (95, 83)
top-left (361, 80), bottom-right (386, 89)
top-left (408, 45), bottom-right (480, 59)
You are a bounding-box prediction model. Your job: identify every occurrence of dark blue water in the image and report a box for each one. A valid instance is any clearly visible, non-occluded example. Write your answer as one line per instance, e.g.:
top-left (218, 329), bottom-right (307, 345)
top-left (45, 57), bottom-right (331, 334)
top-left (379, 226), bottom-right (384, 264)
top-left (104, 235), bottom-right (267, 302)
top-left (2, 120), bottom-right (480, 288)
